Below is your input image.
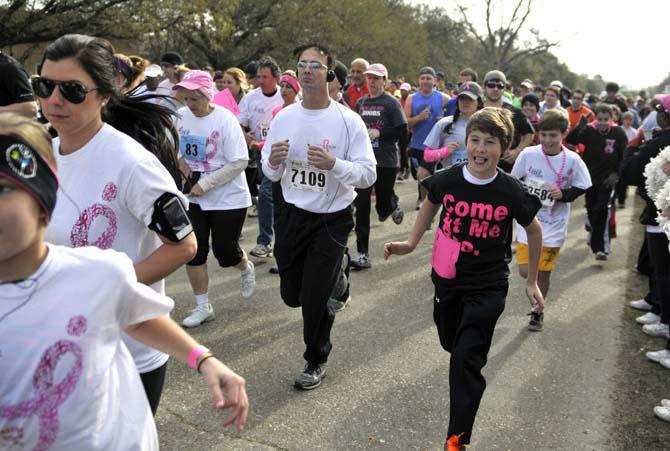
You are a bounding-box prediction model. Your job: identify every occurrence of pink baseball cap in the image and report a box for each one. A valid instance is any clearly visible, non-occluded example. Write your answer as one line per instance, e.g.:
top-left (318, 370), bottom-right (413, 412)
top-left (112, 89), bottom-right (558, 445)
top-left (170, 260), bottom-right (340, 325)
top-left (655, 94), bottom-right (670, 112)
top-left (173, 70), bottom-right (214, 100)
top-left (364, 63), bottom-right (388, 79)
top-left (400, 82), bottom-right (411, 91)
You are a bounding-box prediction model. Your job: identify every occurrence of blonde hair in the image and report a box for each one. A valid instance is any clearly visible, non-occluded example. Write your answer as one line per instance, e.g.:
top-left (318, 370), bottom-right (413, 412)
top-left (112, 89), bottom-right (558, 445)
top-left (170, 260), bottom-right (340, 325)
top-left (114, 53), bottom-right (149, 92)
top-left (0, 113), bottom-right (55, 168)
top-left (174, 65), bottom-right (191, 82)
top-left (224, 67), bottom-right (248, 91)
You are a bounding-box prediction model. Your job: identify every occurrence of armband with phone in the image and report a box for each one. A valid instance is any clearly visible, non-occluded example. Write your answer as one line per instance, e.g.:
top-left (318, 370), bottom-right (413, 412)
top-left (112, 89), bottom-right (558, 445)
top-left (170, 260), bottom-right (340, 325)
top-left (148, 193), bottom-right (193, 242)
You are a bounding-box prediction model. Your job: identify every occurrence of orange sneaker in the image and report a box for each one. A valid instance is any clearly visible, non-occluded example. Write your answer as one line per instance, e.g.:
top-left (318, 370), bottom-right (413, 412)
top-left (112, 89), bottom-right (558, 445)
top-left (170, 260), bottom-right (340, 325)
top-left (445, 433), bottom-right (466, 451)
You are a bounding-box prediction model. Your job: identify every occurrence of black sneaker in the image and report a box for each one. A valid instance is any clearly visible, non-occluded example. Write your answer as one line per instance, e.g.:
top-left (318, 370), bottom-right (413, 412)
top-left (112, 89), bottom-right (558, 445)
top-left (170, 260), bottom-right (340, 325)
top-left (527, 311), bottom-right (544, 331)
top-left (294, 362), bottom-right (326, 390)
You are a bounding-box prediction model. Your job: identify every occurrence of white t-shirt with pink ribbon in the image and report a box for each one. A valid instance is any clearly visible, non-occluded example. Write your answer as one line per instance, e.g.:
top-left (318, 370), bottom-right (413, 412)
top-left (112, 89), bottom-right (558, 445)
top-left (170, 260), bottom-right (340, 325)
top-left (512, 145), bottom-right (592, 247)
top-left (0, 245), bottom-right (172, 450)
top-left (46, 123), bottom-right (186, 373)
top-left (176, 105), bottom-right (251, 211)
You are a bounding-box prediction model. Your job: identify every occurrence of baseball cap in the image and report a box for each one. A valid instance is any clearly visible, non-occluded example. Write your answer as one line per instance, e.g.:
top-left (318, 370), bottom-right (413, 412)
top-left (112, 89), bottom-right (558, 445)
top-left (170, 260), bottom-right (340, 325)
top-left (484, 70), bottom-right (507, 84)
top-left (436, 71), bottom-right (446, 80)
top-left (364, 63), bottom-right (388, 79)
top-left (520, 78), bottom-right (534, 88)
top-left (159, 51), bottom-right (183, 67)
top-left (550, 80), bottom-right (563, 89)
top-left (419, 66), bottom-right (437, 77)
top-left (173, 70), bottom-right (214, 99)
top-left (457, 81), bottom-right (482, 100)
top-left (654, 94), bottom-right (670, 112)
top-left (144, 64), bottom-right (162, 78)
top-left (400, 82), bottom-right (411, 91)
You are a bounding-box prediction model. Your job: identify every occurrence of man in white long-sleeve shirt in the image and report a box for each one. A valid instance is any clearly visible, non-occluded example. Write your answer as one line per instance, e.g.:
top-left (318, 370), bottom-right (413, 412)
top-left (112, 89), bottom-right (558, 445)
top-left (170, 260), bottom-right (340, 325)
top-left (262, 42), bottom-right (376, 390)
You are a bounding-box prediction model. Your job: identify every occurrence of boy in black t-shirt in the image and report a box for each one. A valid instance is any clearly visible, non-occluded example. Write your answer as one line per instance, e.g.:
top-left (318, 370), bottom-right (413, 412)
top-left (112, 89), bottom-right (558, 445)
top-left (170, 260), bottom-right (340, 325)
top-left (565, 103), bottom-right (627, 260)
top-left (384, 108), bottom-right (543, 451)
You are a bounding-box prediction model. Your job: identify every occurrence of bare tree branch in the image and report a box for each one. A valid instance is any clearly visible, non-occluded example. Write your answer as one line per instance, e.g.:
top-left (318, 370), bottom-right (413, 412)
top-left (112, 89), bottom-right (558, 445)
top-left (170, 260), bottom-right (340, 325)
top-left (456, 3), bottom-right (488, 51)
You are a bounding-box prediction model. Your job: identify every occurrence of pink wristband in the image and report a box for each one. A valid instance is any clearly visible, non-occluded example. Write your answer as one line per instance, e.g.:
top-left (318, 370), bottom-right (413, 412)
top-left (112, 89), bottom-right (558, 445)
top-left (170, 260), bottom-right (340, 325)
top-left (188, 345), bottom-right (210, 370)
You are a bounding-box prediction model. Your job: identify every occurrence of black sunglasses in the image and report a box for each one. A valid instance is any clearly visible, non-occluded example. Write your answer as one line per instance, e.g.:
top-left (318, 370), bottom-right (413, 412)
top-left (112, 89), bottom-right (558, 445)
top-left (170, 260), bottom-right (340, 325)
top-left (31, 77), bottom-right (98, 104)
top-left (486, 82), bottom-right (505, 90)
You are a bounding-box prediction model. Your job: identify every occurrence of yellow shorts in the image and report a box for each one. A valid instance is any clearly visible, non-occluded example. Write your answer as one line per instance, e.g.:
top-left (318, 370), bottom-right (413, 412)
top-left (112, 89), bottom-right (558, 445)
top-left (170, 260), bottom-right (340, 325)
top-left (516, 243), bottom-right (561, 272)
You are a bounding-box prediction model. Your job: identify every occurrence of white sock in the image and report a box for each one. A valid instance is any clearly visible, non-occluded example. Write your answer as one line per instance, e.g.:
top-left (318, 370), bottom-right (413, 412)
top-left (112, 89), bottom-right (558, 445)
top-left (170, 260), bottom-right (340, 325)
top-left (195, 293), bottom-right (209, 306)
top-left (242, 261), bottom-right (253, 274)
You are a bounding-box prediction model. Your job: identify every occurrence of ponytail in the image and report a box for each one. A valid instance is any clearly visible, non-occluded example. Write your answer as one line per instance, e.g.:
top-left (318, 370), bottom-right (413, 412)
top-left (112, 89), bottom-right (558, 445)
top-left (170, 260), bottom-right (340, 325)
top-left (103, 93), bottom-right (181, 188)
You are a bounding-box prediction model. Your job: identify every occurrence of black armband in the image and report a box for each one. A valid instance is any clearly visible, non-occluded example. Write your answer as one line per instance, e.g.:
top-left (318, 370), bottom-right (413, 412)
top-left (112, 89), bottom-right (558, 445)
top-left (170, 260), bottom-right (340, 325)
top-left (148, 193), bottom-right (193, 242)
top-left (559, 187), bottom-right (586, 203)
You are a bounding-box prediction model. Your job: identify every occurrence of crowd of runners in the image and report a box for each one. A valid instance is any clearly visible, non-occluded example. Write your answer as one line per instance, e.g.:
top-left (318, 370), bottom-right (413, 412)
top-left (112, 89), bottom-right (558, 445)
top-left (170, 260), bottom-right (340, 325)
top-left (1, 33), bottom-right (670, 450)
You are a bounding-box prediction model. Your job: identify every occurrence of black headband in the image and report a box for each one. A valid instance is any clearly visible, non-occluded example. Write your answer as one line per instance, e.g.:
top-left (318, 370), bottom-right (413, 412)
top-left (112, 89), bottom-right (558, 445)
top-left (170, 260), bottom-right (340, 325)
top-left (0, 135), bottom-right (58, 219)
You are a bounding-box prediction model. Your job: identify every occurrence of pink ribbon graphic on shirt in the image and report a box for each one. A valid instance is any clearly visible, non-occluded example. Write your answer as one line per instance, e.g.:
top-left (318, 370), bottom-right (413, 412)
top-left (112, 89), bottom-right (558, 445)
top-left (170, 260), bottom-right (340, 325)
top-left (70, 182), bottom-right (118, 249)
top-left (0, 316), bottom-right (86, 451)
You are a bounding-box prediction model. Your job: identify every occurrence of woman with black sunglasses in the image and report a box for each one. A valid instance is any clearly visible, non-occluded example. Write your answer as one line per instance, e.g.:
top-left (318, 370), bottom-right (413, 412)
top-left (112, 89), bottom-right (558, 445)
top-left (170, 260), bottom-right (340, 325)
top-left (35, 34), bottom-right (198, 415)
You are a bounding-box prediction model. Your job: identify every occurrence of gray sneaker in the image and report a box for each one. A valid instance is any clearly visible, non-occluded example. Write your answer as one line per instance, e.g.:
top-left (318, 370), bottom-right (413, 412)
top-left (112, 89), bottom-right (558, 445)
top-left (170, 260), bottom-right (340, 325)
top-left (250, 243), bottom-right (273, 258)
top-left (240, 261), bottom-right (256, 299)
top-left (294, 362), bottom-right (327, 390)
top-left (350, 253), bottom-right (371, 270)
top-left (391, 206), bottom-right (404, 225)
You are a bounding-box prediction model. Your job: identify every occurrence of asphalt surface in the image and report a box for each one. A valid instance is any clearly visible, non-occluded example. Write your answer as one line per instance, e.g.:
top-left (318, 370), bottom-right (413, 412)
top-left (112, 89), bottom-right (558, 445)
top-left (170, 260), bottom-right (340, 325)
top-left (156, 180), bottom-right (669, 450)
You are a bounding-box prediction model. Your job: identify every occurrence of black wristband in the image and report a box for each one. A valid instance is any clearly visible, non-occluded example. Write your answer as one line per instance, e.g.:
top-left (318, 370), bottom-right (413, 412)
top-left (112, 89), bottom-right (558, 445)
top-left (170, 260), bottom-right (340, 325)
top-left (197, 354), bottom-right (215, 374)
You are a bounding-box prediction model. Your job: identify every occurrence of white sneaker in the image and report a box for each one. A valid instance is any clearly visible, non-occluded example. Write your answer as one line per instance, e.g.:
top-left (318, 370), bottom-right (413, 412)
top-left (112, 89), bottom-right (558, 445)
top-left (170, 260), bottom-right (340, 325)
top-left (181, 303), bottom-right (215, 328)
top-left (661, 399), bottom-right (670, 407)
top-left (629, 299), bottom-right (653, 311)
top-left (661, 358), bottom-right (670, 370)
top-left (654, 405), bottom-right (670, 422)
top-left (646, 349), bottom-right (670, 363)
top-left (250, 243), bottom-right (272, 258)
top-left (240, 261), bottom-right (256, 299)
top-left (636, 312), bottom-right (661, 325)
top-left (642, 322), bottom-right (670, 338)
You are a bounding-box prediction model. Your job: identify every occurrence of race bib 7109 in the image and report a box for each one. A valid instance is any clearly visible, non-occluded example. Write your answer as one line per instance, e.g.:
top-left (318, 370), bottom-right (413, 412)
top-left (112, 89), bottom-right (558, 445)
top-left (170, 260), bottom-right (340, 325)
top-left (289, 160), bottom-right (327, 193)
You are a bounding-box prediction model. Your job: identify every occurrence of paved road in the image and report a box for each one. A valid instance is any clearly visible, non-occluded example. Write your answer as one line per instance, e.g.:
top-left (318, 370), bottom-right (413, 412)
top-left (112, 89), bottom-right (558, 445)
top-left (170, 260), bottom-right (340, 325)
top-left (156, 180), bottom-right (667, 450)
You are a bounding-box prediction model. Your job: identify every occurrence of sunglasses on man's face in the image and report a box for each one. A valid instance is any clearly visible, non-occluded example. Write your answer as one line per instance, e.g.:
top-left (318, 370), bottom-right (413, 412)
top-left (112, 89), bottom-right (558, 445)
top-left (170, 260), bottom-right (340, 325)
top-left (486, 82), bottom-right (505, 90)
top-left (297, 61), bottom-right (328, 70)
top-left (32, 77), bottom-right (98, 104)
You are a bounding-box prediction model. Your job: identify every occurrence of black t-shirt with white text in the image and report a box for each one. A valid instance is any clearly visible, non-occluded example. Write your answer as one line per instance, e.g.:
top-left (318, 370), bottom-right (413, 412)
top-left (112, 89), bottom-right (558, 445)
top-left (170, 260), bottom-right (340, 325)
top-left (422, 164), bottom-right (541, 290)
top-left (355, 93), bottom-right (407, 167)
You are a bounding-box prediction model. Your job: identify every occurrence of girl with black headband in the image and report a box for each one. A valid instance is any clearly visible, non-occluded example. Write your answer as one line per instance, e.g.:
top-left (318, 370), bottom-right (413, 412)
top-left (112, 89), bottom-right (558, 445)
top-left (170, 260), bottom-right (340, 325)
top-left (33, 34), bottom-right (198, 414)
top-left (0, 113), bottom-right (248, 449)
